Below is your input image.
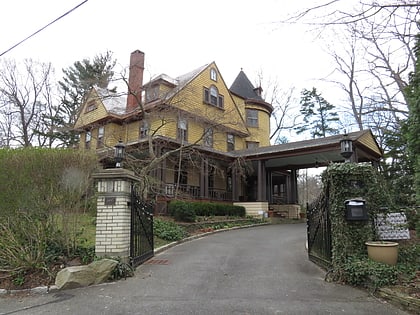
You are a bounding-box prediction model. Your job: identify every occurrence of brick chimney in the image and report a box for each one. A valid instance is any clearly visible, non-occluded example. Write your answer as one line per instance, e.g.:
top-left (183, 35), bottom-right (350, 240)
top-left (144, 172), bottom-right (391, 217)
top-left (126, 50), bottom-right (145, 112)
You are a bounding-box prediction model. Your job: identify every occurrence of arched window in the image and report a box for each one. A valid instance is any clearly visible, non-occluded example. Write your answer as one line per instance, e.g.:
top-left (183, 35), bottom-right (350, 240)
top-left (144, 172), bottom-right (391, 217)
top-left (203, 85), bottom-right (224, 109)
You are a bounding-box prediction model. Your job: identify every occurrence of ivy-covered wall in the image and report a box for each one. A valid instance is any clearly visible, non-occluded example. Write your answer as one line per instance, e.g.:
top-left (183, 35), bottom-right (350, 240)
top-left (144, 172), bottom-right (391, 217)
top-left (323, 163), bottom-right (392, 279)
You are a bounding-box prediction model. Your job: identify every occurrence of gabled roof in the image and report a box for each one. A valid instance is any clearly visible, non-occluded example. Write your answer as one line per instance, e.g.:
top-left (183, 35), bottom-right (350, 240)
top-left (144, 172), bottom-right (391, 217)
top-left (230, 70), bottom-right (264, 101)
top-left (95, 87), bottom-right (127, 115)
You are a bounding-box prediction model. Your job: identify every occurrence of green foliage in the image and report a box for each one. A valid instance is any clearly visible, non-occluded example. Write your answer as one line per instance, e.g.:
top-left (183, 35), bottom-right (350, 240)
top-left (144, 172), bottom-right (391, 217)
top-left (343, 256), bottom-right (398, 290)
top-left (323, 163), bottom-right (393, 280)
top-left (58, 51), bottom-right (116, 147)
top-left (154, 219), bottom-right (186, 241)
top-left (169, 200), bottom-right (246, 221)
top-left (0, 213), bottom-right (56, 270)
top-left (168, 201), bottom-right (196, 222)
top-left (342, 243), bottom-right (419, 291)
top-left (295, 87), bottom-right (340, 138)
top-left (0, 148), bottom-right (99, 271)
top-left (110, 259), bottom-right (134, 280)
top-left (405, 32), bottom-right (420, 203)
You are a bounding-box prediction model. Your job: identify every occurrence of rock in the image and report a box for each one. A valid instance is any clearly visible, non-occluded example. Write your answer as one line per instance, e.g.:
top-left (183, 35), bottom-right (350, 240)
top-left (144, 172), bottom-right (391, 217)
top-left (55, 265), bottom-right (96, 290)
top-left (55, 259), bottom-right (119, 290)
top-left (90, 259), bottom-right (118, 284)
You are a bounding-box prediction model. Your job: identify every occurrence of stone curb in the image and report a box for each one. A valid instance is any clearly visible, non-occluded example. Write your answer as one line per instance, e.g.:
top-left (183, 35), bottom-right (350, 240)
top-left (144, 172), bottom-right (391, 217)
top-left (376, 287), bottom-right (420, 314)
top-left (0, 285), bottom-right (58, 296)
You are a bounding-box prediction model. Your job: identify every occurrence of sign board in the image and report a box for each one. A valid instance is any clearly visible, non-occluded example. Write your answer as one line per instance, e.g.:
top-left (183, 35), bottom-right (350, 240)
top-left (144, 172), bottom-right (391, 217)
top-left (375, 212), bottom-right (410, 240)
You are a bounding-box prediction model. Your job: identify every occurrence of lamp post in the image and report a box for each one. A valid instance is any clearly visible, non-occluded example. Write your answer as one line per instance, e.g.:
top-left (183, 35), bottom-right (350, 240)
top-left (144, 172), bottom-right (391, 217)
top-left (114, 140), bottom-right (126, 168)
top-left (340, 134), bottom-right (353, 163)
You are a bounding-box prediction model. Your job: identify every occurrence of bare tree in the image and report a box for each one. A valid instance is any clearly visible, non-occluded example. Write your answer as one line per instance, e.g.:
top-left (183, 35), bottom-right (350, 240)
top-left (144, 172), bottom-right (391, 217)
top-left (0, 59), bottom-right (59, 147)
top-left (285, 1), bottom-right (418, 150)
top-left (254, 71), bottom-right (299, 144)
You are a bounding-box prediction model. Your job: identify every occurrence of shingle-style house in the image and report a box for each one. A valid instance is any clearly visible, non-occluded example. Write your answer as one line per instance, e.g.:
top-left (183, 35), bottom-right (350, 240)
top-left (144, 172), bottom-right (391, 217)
top-left (75, 50), bottom-right (383, 217)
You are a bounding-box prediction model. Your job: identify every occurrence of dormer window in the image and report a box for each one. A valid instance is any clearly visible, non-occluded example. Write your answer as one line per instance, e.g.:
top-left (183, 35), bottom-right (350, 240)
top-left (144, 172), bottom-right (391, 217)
top-left (210, 68), bottom-right (217, 81)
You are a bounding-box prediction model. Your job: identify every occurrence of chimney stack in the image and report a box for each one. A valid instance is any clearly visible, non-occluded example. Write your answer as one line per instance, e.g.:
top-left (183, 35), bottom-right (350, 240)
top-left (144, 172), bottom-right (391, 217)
top-left (126, 50), bottom-right (145, 112)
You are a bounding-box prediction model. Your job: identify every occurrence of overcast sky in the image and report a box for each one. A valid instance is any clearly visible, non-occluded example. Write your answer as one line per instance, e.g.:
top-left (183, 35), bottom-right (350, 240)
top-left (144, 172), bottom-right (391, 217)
top-left (0, 0), bottom-right (336, 90)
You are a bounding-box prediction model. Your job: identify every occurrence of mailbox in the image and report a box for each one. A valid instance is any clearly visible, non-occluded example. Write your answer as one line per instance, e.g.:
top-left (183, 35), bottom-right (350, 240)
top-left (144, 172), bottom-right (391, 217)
top-left (345, 199), bottom-right (368, 221)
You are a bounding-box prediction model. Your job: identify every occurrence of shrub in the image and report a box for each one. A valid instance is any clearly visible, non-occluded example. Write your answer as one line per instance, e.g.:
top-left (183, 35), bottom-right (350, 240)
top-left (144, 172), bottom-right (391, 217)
top-left (343, 256), bottom-right (399, 290)
top-left (154, 218), bottom-right (186, 241)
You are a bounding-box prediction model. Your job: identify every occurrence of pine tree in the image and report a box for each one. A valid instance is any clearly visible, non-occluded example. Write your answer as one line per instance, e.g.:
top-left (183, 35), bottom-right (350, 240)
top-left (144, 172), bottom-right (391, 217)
top-left (404, 33), bottom-right (420, 203)
top-left (295, 87), bottom-right (340, 138)
top-left (55, 51), bottom-right (116, 147)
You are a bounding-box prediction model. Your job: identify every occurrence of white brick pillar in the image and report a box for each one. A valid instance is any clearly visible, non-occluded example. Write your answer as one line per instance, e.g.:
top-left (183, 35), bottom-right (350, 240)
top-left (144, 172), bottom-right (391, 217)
top-left (92, 168), bottom-right (140, 262)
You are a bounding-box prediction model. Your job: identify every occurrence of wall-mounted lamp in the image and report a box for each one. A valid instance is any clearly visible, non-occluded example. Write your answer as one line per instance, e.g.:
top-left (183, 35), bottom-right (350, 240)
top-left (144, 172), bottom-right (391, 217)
top-left (340, 134), bottom-right (353, 163)
top-left (114, 140), bottom-right (126, 168)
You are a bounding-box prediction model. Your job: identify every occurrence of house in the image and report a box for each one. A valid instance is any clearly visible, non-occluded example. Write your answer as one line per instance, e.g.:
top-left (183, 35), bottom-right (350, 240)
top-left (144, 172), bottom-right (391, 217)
top-left (75, 50), bottom-right (383, 217)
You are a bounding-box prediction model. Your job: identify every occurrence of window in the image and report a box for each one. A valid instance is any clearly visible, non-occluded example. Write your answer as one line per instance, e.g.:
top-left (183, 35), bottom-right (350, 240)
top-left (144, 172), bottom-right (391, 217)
top-left (85, 131), bottom-right (91, 149)
top-left (210, 86), bottom-right (218, 106)
top-left (85, 100), bottom-right (97, 113)
top-left (97, 126), bottom-right (104, 148)
top-left (145, 86), bottom-right (159, 103)
top-left (140, 120), bottom-right (149, 139)
top-left (246, 109), bottom-right (258, 127)
top-left (177, 118), bottom-right (187, 142)
top-left (227, 133), bottom-right (235, 151)
top-left (246, 141), bottom-right (259, 149)
top-left (204, 127), bottom-right (213, 147)
top-left (203, 86), bottom-right (224, 109)
top-left (210, 68), bottom-right (217, 81)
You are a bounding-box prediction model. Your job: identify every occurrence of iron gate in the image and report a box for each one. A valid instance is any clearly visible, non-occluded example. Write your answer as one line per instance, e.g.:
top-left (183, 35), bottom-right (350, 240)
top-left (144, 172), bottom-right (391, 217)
top-left (307, 184), bottom-right (332, 270)
top-left (130, 185), bottom-right (154, 267)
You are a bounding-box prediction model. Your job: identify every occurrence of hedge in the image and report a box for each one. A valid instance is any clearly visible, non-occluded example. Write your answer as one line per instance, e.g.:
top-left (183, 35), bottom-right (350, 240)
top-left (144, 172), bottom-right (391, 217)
top-left (168, 200), bottom-right (246, 222)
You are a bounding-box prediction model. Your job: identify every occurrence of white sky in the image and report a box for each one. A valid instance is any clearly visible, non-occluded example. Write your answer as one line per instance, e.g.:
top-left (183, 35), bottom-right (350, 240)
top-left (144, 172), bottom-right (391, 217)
top-left (0, 0), bottom-right (336, 91)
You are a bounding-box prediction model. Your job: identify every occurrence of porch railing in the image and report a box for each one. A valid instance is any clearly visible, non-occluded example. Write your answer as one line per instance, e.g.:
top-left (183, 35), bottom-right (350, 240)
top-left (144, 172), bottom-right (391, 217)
top-left (164, 184), bottom-right (231, 201)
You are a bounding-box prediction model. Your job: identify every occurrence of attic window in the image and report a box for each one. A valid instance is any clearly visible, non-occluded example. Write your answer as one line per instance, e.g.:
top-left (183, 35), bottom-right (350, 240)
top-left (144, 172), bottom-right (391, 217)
top-left (86, 100), bottom-right (97, 113)
top-left (210, 68), bottom-right (217, 81)
top-left (204, 86), bottom-right (224, 109)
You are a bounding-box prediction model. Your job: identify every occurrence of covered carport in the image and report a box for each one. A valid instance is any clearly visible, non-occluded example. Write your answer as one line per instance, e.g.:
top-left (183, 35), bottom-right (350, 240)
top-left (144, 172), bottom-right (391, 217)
top-left (233, 130), bottom-right (383, 217)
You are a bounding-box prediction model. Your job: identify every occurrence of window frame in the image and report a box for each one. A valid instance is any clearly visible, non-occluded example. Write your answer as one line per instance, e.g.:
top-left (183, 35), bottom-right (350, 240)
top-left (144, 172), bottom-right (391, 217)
top-left (210, 68), bottom-right (217, 81)
top-left (203, 85), bottom-right (224, 109)
top-left (246, 109), bottom-right (259, 127)
top-left (85, 131), bottom-right (92, 149)
top-left (85, 100), bottom-right (97, 113)
top-left (227, 133), bottom-right (235, 151)
top-left (246, 141), bottom-right (259, 149)
top-left (204, 127), bottom-right (213, 147)
top-left (97, 126), bottom-right (104, 148)
top-left (139, 120), bottom-right (149, 139)
top-left (177, 118), bottom-right (188, 142)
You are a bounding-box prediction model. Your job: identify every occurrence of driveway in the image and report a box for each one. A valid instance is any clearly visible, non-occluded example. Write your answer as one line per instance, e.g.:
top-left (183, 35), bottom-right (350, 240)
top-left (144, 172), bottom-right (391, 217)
top-left (0, 223), bottom-right (408, 314)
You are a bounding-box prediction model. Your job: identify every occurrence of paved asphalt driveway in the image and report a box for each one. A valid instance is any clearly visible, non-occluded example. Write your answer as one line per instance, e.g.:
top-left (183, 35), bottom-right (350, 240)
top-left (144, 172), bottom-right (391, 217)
top-left (0, 223), bottom-right (408, 315)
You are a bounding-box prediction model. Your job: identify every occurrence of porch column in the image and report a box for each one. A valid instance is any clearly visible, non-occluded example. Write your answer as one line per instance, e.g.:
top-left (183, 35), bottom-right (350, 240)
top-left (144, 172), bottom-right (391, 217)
top-left (232, 167), bottom-right (238, 201)
top-left (200, 158), bottom-right (209, 198)
top-left (290, 169), bottom-right (298, 204)
top-left (257, 160), bottom-right (267, 201)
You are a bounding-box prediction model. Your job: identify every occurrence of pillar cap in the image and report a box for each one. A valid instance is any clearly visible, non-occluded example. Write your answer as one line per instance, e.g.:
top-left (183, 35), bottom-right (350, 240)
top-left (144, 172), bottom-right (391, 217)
top-left (92, 168), bottom-right (140, 182)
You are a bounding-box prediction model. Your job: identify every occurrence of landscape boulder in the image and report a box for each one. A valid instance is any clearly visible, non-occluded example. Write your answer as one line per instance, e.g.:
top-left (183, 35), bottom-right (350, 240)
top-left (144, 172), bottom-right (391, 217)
top-left (55, 258), bottom-right (118, 290)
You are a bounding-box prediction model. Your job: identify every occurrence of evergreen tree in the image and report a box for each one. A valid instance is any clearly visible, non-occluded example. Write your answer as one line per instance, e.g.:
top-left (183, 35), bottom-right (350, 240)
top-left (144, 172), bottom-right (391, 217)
top-left (295, 87), bottom-right (340, 138)
top-left (55, 51), bottom-right (116, 147)
top-left (405, 32), bottom-right (420, 203)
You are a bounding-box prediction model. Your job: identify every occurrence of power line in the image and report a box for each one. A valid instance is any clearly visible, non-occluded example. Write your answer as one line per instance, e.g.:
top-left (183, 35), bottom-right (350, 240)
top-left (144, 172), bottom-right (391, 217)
top-left (0, 0), bottom-right (89, 57)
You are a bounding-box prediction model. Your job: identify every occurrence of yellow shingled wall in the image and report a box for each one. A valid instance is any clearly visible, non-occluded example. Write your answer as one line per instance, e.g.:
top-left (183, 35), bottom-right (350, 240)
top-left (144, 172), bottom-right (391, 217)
top-left (74, 90), bottom-right (108, 129)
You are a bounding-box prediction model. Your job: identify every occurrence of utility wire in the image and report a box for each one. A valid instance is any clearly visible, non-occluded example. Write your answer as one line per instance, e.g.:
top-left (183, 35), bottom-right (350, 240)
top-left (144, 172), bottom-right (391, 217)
top-left (0, 0), bottom-right (89, 57)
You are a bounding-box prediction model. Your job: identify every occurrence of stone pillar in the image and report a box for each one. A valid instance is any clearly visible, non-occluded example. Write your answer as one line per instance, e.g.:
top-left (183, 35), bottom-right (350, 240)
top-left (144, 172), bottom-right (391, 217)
top-left (92, 168), bottom-right (140, 262)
